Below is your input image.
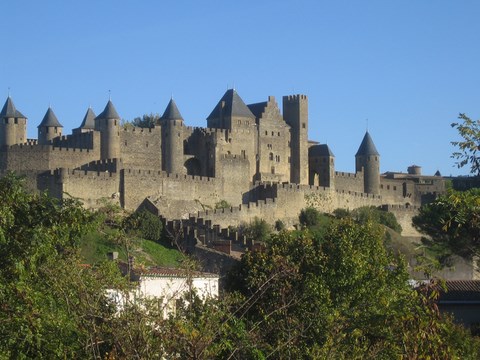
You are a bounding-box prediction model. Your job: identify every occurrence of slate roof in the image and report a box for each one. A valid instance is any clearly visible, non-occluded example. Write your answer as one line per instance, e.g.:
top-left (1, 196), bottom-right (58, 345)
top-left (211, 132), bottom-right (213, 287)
top-left (207, 89), bottom-right (255, 120)
top-left (96, 100), bottom-right (120, 120)
top-left (161, 98), bottom-right (183, 121)
top-left (0, 97), bottom-right (26, 118)
top-left (356, 131), bottom-right (379, 156)
top-left (309, 144), bottom-right (335, 157)
top-left (247, 101), bottom-right (267, 119)
top-left (38, 107), bottom-right (63, 128)
top-left (79, 107), bottom-right (96, 129)
top-left (435, 280), bottom-right (480, 303)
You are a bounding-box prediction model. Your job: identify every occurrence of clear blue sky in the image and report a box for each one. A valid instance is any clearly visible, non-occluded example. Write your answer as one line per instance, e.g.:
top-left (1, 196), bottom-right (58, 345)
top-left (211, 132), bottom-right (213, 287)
top-left (2, 1), bottom-right (479, 176)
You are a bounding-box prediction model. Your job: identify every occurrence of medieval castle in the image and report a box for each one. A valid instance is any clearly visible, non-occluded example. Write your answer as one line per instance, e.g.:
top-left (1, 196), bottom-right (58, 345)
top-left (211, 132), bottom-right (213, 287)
top-left (0, 89), bottom-right (446, 240)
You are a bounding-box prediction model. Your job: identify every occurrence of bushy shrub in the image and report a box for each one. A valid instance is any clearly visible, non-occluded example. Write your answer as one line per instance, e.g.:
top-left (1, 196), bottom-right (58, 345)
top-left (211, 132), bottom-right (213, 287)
top-left (299, 207), bottom-right (322, 227)
top-left (124, 210), bottom-right (163, 242)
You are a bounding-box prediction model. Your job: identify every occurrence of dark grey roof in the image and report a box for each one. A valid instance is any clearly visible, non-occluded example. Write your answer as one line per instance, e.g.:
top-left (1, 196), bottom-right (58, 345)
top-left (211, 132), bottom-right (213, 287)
top-left (207, 89), bottom-right (255, 120)
top-left (79, 107), bottom-right (96, 129)
top-left (247, 101), bottom-right (267, 119)
top-left (0, 96), bottom-right (26, 118)
top-left (161, 98), bottom-right (183, 121)
top-left (434, 170), bottom-right (442, 177)
top-left (309, 144), bottom-right (335, 157)
top-left (38, 107), bottom-right (63, 128)
top-left (355, 131), bottom-right (379, 156)
top-left (96, 100), bottom-right (120, 120)
top-left (435, 280), bottom-right (480, 303)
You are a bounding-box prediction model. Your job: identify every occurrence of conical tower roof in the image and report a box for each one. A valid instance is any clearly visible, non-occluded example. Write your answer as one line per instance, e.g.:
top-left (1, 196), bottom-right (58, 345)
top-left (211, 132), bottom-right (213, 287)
top-left (161, 98), bottom-right (183, 121)
top-left (207, 89), bottom-right (255, 120)
top-left (79, 107), bottom-right (96, 129)
top-left (38, 107), bottom-right (63, 128)
top-left (0, 96), bottom-right (26, 118)
top-left (355, 131), bottom-right (379, 156)
top-left (96, 100), bottom-right (120, 120)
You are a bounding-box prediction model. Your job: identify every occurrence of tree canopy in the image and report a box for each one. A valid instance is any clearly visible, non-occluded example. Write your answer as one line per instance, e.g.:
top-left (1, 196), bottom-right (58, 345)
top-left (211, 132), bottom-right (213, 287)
top-left (451, 113), bottom-right (480, 175)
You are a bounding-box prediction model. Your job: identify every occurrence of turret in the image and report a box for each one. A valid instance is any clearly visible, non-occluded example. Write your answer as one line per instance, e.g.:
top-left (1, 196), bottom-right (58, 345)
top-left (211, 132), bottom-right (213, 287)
top-left (355, 131), bottom-right (380, 195)
top-left (283, 94), bottom-right (309, 184)
top-left (95, 100), bottom-right (121, 159)
top-left (0, 96), bottom-right (27, 147)
top-left (308, 144), bottom-right (335, 188)
top-left (73, 107), bottom-right (96, 134)
top-left (161, 98), bottom-right (185, 174)
top-left (37, 107), bottom-right (63, 145)
top-left (207, 89), bottom-right (255, 130)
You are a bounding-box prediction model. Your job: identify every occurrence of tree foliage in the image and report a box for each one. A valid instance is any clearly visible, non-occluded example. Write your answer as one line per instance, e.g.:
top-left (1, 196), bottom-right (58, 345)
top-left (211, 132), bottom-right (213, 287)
top-left (227, 220), bottom-right (480, 358)
top-left (299, 206), bottom-right (322, 227)
top-left (352, 206), bottom-right (403, 234)
top-left (451, 113), bottom-right (480, 175)
top-left (126, 113), bottom-right (161, 128)
top-left (242, 216), bottom-right (272, 242)
top-left (413, 188), bottom-right (480, 260)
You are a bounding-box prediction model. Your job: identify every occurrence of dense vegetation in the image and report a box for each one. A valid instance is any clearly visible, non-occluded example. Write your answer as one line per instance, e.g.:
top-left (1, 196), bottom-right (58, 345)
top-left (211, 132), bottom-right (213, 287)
top-left (0, 173), bottom-right (479, 359)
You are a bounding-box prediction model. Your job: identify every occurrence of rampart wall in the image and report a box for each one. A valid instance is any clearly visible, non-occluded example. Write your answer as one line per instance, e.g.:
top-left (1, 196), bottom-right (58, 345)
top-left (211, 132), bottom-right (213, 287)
top-left (334, 171), bottom-right (363, 193)
top-left (51, 131), bottom-right (97, 149)
top-left (58, 168), bottom-right (120, 208)
top-left (2, 144), bottom-right (99, 171)
top-left (120, 127), bottom-right (162, 169)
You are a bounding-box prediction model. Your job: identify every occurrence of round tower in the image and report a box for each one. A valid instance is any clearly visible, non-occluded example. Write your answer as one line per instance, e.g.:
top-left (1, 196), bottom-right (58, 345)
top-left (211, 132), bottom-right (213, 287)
top-left (95, 100), bottom-right (121, 159)
top-left (0, 96), bottom-right (27, 147)
top-left (355, 131), bottom-right (380, 195)
top-left (308, 144), bottom-right (335, 189)
top-left (38, 107), bottom-right (63, 145)
top-left (160, 98), bottom-right (184, 174)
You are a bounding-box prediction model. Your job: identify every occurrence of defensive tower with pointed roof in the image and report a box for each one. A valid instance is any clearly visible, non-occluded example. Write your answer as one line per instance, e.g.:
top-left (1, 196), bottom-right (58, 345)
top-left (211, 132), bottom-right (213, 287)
top-left (95, 100), bottom-right (121, 160)
top-left (355, 131), bottom-right (380, 195)
top-left (0, 97), bottom-right (27, 147)
top-left (161, 98), bottom-right (185, 174)
top-left (38, 107), bottom-right (63, 145)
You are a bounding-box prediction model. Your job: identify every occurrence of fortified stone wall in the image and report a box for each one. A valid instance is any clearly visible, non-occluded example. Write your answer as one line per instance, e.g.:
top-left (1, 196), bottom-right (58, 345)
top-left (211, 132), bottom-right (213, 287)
top-left (334, 171), bottom-right (364, 193)
top-left (120, 127), bottom-right (162, 170)
top-left (2, 144), bottom-right (99, 171)
top-left (122, 169), bottom-right (222, 217)
top-left (51, 131), bottom-right (97, 149)
top-left (59, 168), bottom-right (120, 208)
top-left (380, 204), bottom-right (420, 237)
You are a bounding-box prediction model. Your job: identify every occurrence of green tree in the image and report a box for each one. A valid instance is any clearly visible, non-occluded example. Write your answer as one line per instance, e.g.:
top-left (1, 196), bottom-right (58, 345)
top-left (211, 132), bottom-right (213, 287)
top-left (451, 113), bottom-right (480, 175)
top-left (242, 217), bottom-right (272, 242)
top-left (299, 206), bottom-right (322, 227)
top-left (413, 188), bottom-right (480, 260)
top-left (131, 113), bottom-right (161, 128)
top-left (352, 206), bottom-right (402, 233)
top-left (0, 173), bottom-right (130, 358)
top-left (227, 219), bottom-right (480, 358)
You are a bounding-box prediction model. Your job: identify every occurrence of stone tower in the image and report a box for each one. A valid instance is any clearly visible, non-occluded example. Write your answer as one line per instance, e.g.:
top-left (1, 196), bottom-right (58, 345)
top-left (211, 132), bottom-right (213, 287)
top-left (0, 97), bottom-right (27, 147)
top-left (308, 144), bottom-right (335, 188)
top-left (95, 100), bottom-right (120, 159)
top-left (75, 107), bottom-right (96, 133)
top-left (283, 94), bottom-right (308, 184)
top-left (161, 98), bottom-right (185, 174)
top-left (38, 107), bottom-right (63, 145)
top-left (355, 131), bottom-right (380, 195)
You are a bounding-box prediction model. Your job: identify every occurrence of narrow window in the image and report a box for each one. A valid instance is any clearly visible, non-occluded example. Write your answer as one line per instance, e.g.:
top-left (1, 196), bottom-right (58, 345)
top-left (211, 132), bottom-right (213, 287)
top-left (269, 152), bottom-right (274, 160)
top-left (302, 123), bottom-right (306, 129)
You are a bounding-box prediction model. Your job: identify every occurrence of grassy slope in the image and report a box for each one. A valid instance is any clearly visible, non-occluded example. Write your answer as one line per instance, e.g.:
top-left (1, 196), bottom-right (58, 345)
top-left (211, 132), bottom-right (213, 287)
top-left (79, 227), bottom-right (184, 267)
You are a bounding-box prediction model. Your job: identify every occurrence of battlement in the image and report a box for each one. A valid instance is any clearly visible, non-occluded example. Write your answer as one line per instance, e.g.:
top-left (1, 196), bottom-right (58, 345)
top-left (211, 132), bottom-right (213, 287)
top-left (193, 197), bottom-right (277, 219)
top-left (77, 158), bottom-right (122, 173)
top-left (283, 94), bottom-right (308, 101)
top-left (8, 143), bottom-right (92, 153)
top-left (122, 126), bottom-right (161, 134)
top-left (124, 168), bottom-right (216, 183)
top-left (26, 139), bottom-right (38, 145)
top-left (335, 189), bottom-right (381, 199)
top-left (335, 171), bottom-right (359, 179)
top-left (56, 167), bottom-right (117, 179)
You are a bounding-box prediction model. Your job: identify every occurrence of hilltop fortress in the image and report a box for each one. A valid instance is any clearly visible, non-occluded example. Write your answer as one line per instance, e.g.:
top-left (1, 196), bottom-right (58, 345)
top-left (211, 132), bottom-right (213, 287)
top-left (0, 89), bottom-right (445, 237)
